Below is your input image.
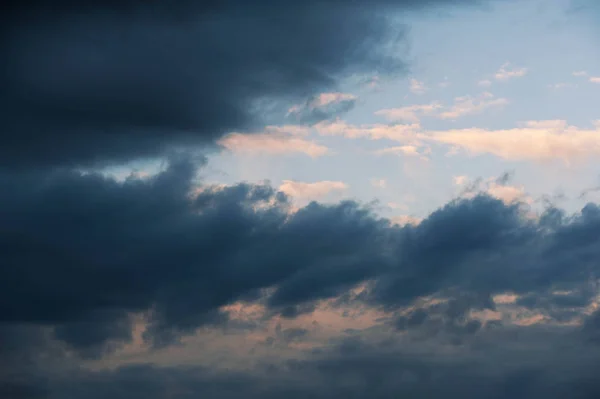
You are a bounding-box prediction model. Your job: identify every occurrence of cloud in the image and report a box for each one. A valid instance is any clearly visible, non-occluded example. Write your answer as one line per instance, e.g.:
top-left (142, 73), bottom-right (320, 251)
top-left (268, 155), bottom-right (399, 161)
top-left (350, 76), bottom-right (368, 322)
top-left (314, 119), bottom-right (420, 142)
top-left (3, 158), bottom-right (600, 349)
top-left (375, 92), bottom-right (507, 123)
top-left (424, 120), bottom-right (600, 163)
top-left (286, 92), bottom-right (358, 124)
top-left (278, 180), bottom-right (348, 200)
top-left (409, 78), bottom-right (428, 94)
top-left (390, 215), bottom-right (422, 226)
top-left (3, 0), bottom-right (466, 168)
top-left (453, 175), bottom-right (469, 186)
top-left (494, 62), bottom-right (528, 81)
top-left (375, 103), bottom-right (443, 123)
top-left (6, 1), bottom-right (600, 397)
top-left (455, 173), bottom-right (531, 205)
top-left (478, 79), bottom-right (493, 87)
top-left (3, 157), bottom-right (600, 397)
top-left (572, 71), bottom-right (600, 83)
top-left (0, 157), bottom-right (396, 351)
top-left (218, 126), bottom-right (328, 157)
top-left (437, 92), bottom-right (508, 120)
top-left (375, 145), bottom-right (431, 160)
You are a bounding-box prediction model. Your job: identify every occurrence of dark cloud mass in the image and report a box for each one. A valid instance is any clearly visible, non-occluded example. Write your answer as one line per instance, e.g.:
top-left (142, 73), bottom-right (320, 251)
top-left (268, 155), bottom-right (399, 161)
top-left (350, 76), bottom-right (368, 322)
top-left (3, 0), bottom-right (600, 398)
top-left (0, 0), bottom-right (468, 168)
top-left (2, 160), bottom-right (600, 395)
top-left (1, 158), bottom-right (600, 389)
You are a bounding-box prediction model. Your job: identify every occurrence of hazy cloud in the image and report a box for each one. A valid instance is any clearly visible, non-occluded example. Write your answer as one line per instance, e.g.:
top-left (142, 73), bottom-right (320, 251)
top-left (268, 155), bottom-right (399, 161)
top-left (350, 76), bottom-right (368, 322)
top-left (494, 62), bottom-right (528, 81)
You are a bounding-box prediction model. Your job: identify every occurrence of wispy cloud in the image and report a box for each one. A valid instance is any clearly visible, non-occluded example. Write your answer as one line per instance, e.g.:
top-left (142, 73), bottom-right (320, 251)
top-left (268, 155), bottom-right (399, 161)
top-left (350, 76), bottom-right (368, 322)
top-left (219, 126), bottom-right (328, 157)
top-left (409, 78), bottom-right (427, 95)
top-left (375, 103), bottom-right (442, 123)
top-left (287, 92), bottom-right (358, 123)
top-left (375, 92), bottom-right (507, 123)
top-left (494, 62), bottom-right (528, 81)
top-left (478, 79), bottom-right (492, 87)
top-left (437, 92), bottom-right (508, 120)
top-left (571, 70), bottom-right (600, 84)
top-left (454, 174), bottom-right (530, 204)
top-left (424, 120), bottom-right (600, 164)
top-left (314, 119), bottom-right (420, 142)
top-left (279, 180), bottom-right (348, 200)
top-left (374, 145), bottom-right (431, 161)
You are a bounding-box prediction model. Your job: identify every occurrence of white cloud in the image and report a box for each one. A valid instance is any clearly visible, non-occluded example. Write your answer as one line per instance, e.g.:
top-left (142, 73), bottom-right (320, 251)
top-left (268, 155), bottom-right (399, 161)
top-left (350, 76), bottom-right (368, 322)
top-left (478, 79), bottom-right (492, 87)
top-left (437, 92), bottom-right (508, 120)
top-left (278, 180), bottom-right (348, 200)
top-left (409, 78), bottom-right (427, 95)
top-left (455, 176), bottom-right (530, 204)
top-left (486, 182), bottom-right (528, 204)
top-left (424, 120), bottom-right (600, 164)
top-left (571, 71), bottom-right (600, 83)
top-left (375, 103), bottom-right (442, 123)
top-left (313, 93), bottom-right (356, 107)
top-left (219, 126), bottom-right (328, 157)
top-left (375, 145), bottom-right (430, 161)
top-left (314, 119), bottom-right (420, 142)
top-left (375, 92), bottom-right (507, 123)
top-left (494, 62), bottom-right (528, 81)
top-left (453, 175), bottom-right (469, 186)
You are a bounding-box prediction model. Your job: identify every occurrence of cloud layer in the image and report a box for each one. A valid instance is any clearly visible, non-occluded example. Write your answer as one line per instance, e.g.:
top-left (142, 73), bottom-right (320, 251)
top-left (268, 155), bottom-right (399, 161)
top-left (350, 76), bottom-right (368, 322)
top-left (2, 157), bottom-right (600, 397)
top-left (4, 1), bottom-right (600, 398)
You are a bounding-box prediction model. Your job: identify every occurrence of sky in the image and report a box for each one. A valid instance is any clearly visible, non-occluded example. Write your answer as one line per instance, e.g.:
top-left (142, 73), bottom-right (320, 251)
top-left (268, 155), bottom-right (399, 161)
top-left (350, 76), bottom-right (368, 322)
top-left (2, 0), bottom-right (600, 398)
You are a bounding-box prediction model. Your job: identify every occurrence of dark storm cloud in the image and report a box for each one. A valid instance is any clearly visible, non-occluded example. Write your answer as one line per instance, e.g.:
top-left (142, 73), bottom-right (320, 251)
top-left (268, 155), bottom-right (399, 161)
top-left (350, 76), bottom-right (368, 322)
top-left (0, 156), bottom-right (396, 351)
top-left (2, 157), bottom-right (600, 397)
top-left (2, 155), bottom-right (600, 357)
top-left (11, 323), bottom-right (600, 399)
top-left (0, 0), bottom-right (498, 168)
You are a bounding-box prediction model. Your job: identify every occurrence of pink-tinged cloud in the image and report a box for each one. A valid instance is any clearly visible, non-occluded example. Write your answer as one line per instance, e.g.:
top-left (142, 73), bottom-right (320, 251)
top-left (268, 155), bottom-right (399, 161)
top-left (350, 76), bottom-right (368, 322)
top-left (375, 92), bottom-right (506, 123)
top-left (374, 145), bottom-right (431, 161)
top-left (424, 120), bottom-right (600, 163)
top-left (409, 78), bottom-right (427, 94)
top-left (219, 126), bottom-right (328, 157)
top-left (494, 62), bottom-right (528, 81)
top-left (437, 92), bottom-right (508, 120)
top-left (314, 119), bottom-right (420, 142)
top-left (375, 103), bottom-right (442, 123)
top-left (278, 180), bottom-right (348, 200)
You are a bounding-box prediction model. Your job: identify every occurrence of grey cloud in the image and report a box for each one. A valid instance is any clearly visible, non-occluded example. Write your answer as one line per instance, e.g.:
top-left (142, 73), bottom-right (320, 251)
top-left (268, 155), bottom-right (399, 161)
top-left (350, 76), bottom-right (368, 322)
top-left (17, 321), bottom-right (600, 399)
top-left (0, 0), bottom-right (509, 169)
top-left (3, 155), bottom-right (600, 395)
top-left (286, 93), bottom-right (358, 124)
top-left (0, 156), bottom-right (395, 352)
top-left (2, 155), bottom-right (600, 359)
